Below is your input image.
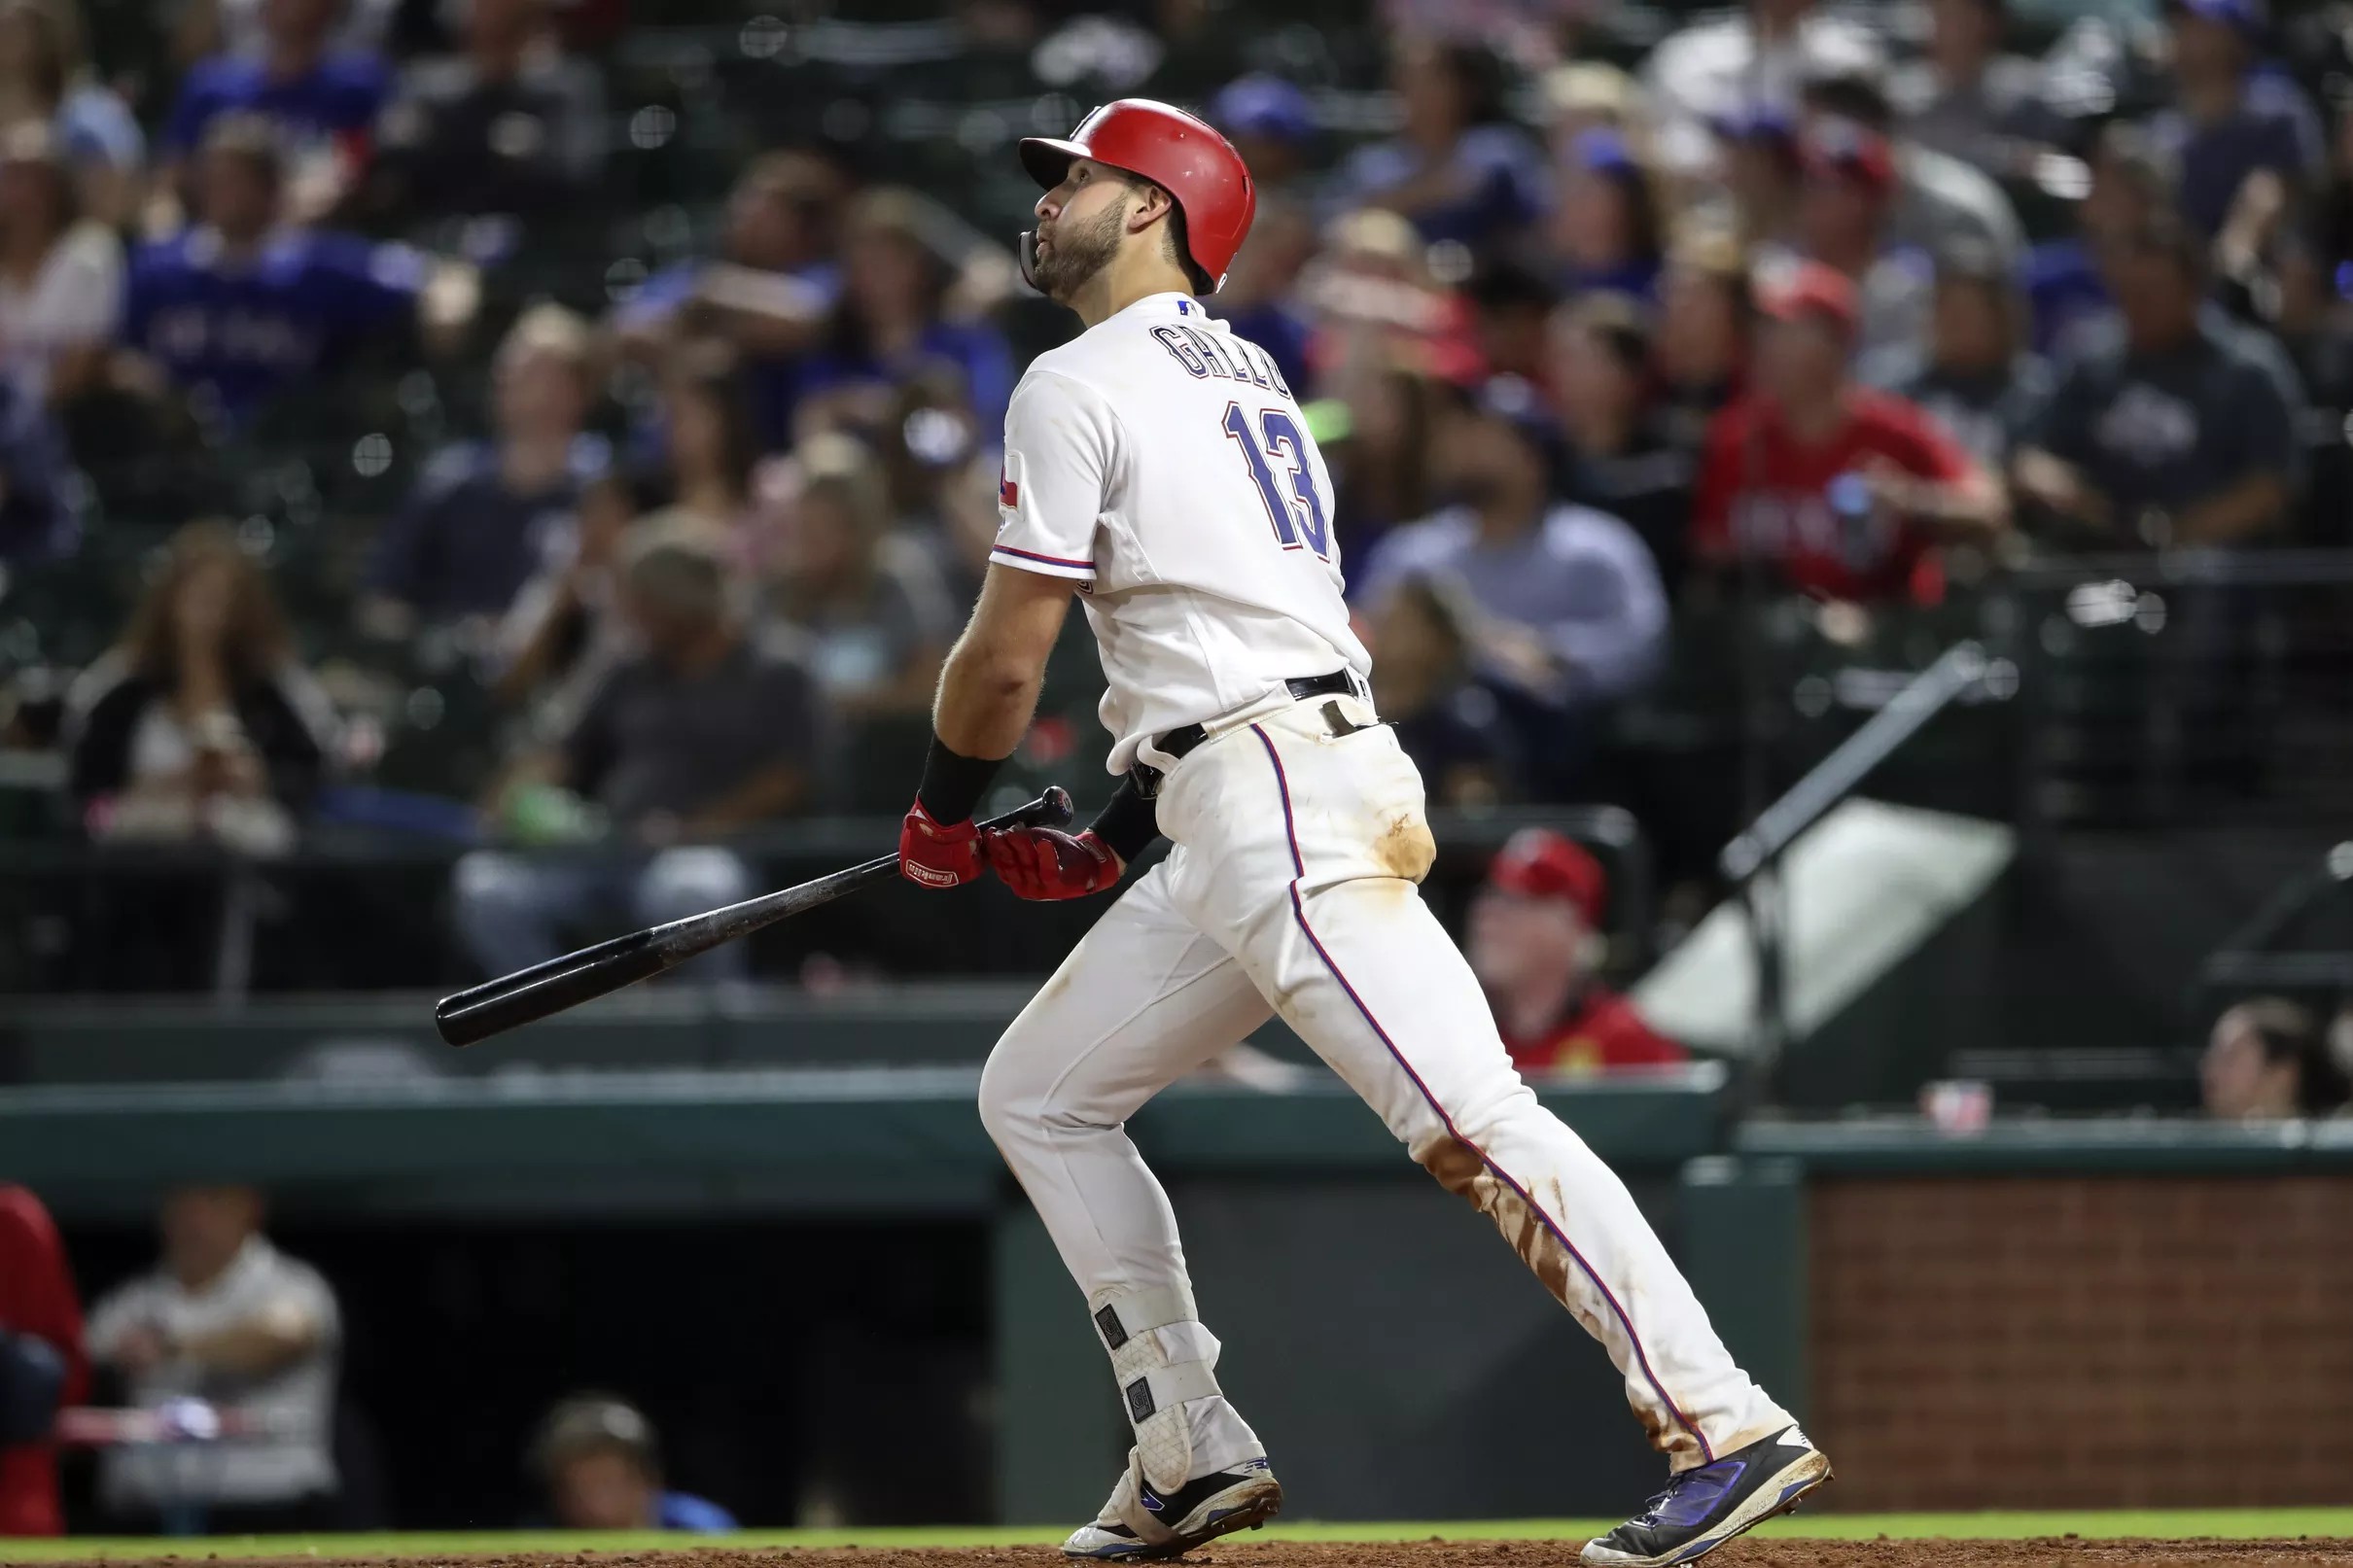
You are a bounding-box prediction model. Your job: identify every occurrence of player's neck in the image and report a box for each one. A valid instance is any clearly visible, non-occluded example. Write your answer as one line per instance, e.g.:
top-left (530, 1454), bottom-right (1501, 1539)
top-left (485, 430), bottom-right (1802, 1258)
top-left (1068, 254), bottom-right (1195, 329)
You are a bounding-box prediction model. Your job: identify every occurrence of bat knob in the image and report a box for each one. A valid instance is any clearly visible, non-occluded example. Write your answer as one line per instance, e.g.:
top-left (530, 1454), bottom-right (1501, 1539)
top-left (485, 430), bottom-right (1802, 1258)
top-left (1037, 784), bottom-right (1073, 827)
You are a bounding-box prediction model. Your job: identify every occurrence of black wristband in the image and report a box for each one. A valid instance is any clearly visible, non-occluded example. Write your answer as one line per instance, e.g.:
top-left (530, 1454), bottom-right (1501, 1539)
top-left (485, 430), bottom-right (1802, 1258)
top-left (1087, 777), bottom-right (1160, 864)
top-left (917, 734), bottom-right (1002, 825)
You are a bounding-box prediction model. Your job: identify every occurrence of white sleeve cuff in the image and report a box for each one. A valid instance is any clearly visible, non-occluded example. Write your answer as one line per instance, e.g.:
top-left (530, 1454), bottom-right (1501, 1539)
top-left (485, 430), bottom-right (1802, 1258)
top-left (991, 544), bottom-right (1097, 581)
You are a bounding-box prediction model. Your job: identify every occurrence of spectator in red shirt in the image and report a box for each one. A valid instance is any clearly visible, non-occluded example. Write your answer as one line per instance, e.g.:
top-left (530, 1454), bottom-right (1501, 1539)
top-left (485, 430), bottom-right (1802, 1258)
top-left (1690, 259), bottom-right (2005, 603)
top-left (1468, 828), bottom-right (1687, 1078)
top-left (0, 1186), bottom-right (88, 1537)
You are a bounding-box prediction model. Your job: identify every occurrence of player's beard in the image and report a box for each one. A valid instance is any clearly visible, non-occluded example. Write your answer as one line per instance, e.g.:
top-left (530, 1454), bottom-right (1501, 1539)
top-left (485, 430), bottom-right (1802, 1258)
top-left (1030, 201), bottom-right (1124, 301)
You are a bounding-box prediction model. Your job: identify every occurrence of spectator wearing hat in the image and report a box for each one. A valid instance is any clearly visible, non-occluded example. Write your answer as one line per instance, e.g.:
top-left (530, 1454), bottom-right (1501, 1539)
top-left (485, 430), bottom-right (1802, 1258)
top-left (1541, 61), bottom-right (1648, 156)
top-left (0, 1185), bottom-right (86, 1537)
top-left (1861, 239), bottom-right (2054, 476)
top-left (1891, 0), bottom-right (2064, 179)
top-left (1356, 374), bottom-right (1668, 793)
top-left (1801, 64), bottom-right (2025, 268)
top-left (2022, 122), bottom-right (2178, 363)
top-left (1642, 0), bottom-right (1881, 180)
top-left (2015, 216), bottom-right (2305, 547)
top-left (1789, 119), bottom-right (1935, 363)
top-left (1691, 261), bottom-right (2004, 604)
top-left (1468, 829), bottom-right (1686, 1077)
top-left (362, 303), bottom-right (607, 638)
top-left (1366, 574), bottom-right (1530, 807)
top-left (1208, 73), bottom-right (1317, 194)
top-left (1548, 127), bottom-right (1664, 300)
top-left (1549, 293), bottom-right (1695, 591)
top-left (2146, 0), bottom-right (2323, 240)
top-left (1713, 103), bottom-right (1803, 252)
top-left (531, 1393), bottom-right (734, 1532)
top-left (1328, 39), bottom-right (1548, 253)
top-left (2201, 997), bottom-right (2350, 1119)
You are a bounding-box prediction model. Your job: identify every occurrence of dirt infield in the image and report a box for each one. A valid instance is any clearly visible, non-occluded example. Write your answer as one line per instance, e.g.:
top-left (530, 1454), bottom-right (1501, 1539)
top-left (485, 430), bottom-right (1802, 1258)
top-left (43, 1543), bottom-right (2353, 1568)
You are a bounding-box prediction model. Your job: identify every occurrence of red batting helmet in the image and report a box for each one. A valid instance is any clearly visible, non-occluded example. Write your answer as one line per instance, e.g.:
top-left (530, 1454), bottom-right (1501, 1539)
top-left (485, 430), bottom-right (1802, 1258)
top-left (1017, 98), bottom-right (1257, 295)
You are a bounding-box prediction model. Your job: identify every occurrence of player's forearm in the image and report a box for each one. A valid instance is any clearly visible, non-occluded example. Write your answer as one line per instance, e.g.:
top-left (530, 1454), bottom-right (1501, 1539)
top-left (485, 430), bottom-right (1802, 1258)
top-left (931, 632), bottom-right (1047, 764)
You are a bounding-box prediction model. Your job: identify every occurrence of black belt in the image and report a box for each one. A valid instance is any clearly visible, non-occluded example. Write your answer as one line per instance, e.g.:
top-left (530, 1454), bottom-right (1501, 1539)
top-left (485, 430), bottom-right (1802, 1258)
top-left (1130, 670), bottom-right (1365, 796)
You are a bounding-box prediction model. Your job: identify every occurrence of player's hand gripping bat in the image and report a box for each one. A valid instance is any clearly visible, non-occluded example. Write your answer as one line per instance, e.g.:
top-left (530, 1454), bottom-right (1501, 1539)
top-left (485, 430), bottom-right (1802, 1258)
top-left (435, 786), bottom-right (1072, 1047)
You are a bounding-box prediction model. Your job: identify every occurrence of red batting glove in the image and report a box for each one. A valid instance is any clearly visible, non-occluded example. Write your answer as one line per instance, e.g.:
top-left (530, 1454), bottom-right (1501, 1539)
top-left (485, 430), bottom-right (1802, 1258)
top-left (899, 800), bottom-right (984, 889)
top-left (984, 825), bottom-right (1123, 900)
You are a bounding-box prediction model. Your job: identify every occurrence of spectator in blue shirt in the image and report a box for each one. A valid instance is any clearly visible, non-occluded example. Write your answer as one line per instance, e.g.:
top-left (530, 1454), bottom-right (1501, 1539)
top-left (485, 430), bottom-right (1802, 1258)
top-left (788, 187), bottom-right (1014, 447)
top-left (361, 303), bottom-right (606, 637)
top-left (531, 1393), bottom-right (737, 1534)
top-left (2144, 0), bottom-right (2323, 238)
top-left (1862, 238), bottom-right (2054, 477)
top-left (1329, 39), bottom-right (1548, 253)
top-left (0, 0), bottom-right (146, 226)
top-left (2015, 215), bottom-right (2306, 548)
top-left (1355, 375), bottom-right (1668, 794)
top-left (163, 0), bottom-right (391, 215)
top-left (118, 114), bottom-right (467, 428)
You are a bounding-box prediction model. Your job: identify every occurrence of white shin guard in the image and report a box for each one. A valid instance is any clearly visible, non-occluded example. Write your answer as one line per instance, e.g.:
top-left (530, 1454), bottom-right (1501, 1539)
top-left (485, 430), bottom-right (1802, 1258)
top-left (1090, 1285), bottom-right (1222, 1493)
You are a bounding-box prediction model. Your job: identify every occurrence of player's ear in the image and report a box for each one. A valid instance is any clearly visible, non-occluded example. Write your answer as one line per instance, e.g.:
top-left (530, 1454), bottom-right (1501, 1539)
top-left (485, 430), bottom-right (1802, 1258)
top-left (1127, 181), bottom-right (1174, 235)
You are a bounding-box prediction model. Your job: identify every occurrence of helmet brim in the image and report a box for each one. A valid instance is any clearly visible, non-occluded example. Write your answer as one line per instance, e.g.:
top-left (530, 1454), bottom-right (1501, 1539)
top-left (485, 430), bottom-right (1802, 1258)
top-left (1018, 136), bottom-right (1092, 190)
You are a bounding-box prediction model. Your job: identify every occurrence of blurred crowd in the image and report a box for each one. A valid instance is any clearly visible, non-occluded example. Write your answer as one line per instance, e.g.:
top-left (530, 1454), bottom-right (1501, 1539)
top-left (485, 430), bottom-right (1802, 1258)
top-left (0, 0), bottom-right (2348, 987)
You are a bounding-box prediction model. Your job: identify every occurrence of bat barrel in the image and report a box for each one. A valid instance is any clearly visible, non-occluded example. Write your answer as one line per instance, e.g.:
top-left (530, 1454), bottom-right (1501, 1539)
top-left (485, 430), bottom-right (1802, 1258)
top-left (435, 935), bottom-right (669, 1046)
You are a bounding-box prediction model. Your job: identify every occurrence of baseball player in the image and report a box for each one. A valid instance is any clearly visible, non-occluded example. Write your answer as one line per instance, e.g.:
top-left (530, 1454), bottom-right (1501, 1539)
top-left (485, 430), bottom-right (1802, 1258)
top-left (896, 99), bottom-right (1829, 1567)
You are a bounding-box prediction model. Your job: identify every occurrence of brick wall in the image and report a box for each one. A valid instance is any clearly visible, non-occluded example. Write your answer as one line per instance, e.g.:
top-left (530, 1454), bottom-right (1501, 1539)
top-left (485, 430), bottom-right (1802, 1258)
top-left (1809, 1175), bottom-right (2353, 1509)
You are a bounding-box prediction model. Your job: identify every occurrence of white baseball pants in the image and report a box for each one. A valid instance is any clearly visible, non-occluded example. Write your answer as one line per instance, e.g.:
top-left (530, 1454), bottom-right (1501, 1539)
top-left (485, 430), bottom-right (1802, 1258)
top-left (977, 695), bottom-right (1792, 1482)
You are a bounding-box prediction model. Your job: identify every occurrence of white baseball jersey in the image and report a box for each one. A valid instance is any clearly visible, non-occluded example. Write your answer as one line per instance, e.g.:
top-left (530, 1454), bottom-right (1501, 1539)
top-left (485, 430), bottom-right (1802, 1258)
top-left (992, 292), bottom-right (1372, 774)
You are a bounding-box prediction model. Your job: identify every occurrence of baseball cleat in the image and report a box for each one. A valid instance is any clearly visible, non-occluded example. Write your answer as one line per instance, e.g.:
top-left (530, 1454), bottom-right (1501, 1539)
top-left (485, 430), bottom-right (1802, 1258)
top-left (1060, 1453), bottom-right (1282, 1560)
top-left (1580, 1424), bottom-right (1831, 1566)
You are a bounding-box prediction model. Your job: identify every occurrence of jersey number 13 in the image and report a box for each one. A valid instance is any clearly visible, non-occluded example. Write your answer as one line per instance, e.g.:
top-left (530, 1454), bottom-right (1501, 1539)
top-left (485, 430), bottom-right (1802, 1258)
top-left (1221, 402), bottom-right (1331, 560)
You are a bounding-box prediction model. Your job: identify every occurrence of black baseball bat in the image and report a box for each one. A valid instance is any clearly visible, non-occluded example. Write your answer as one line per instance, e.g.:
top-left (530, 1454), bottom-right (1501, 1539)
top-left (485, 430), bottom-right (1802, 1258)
top-left (434, 786), bottom-right (1073, 1047)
